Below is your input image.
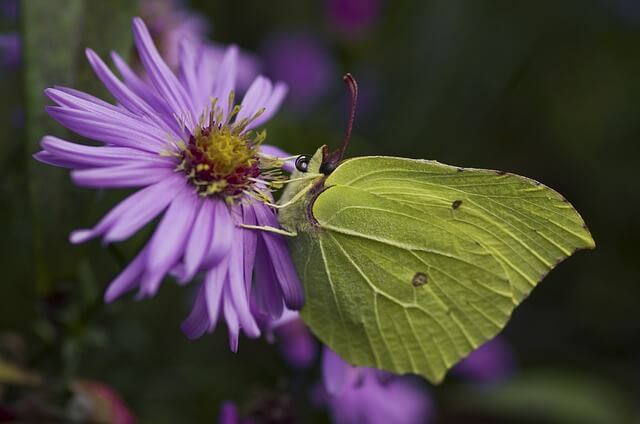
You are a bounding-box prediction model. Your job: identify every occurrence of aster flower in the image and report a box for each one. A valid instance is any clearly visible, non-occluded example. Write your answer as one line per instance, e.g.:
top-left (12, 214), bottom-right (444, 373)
top-left (34, 17), bottom-right (303, 347)
top-left (321, 348), bottom-right (433, 424)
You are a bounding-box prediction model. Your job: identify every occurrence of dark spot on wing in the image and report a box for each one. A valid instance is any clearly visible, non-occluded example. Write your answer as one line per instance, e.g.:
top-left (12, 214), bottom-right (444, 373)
top-left (412, 272), bottom-right (428, 287)
top-left (452, 200), bottom-right (463, 209)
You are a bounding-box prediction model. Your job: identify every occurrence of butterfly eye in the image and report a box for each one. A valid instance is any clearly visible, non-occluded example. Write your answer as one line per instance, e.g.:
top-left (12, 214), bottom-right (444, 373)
top-left (295, 155), bottom-right (311, 172)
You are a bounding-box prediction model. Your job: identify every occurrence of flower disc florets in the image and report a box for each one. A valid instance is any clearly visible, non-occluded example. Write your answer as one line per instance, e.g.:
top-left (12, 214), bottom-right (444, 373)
top-left (176, 97), bottom-right (279, 200)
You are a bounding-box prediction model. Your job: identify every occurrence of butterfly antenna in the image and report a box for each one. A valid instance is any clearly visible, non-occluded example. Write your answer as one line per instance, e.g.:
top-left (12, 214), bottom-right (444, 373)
top-left (335, 73), bottom-right (358, 162)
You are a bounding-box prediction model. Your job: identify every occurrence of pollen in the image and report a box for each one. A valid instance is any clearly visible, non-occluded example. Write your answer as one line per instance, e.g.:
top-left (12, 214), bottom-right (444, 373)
top-left (177, 103), bottom-right (268, 198)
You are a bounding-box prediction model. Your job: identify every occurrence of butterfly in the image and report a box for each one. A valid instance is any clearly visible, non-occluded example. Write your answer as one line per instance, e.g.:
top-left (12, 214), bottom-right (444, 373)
top-left (261, 74), bottom-right (595, 384)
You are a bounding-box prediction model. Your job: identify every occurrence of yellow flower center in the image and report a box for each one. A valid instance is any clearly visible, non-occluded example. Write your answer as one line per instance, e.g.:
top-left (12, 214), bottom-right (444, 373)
top-left (178, 119), bottom-right (266, 198)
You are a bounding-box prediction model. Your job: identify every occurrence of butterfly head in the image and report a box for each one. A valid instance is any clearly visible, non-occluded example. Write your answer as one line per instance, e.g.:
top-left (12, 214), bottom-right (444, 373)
top-left (293, 73), bottom-right (358, 177)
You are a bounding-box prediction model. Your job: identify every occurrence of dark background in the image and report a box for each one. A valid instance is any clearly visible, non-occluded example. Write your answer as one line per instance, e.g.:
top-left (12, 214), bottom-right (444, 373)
top-left (1, 0), bottom-right (638, 422)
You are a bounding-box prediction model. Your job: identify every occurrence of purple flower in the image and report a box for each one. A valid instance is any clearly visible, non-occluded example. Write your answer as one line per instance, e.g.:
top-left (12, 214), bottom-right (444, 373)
top-left (218, 401), bottom-right (240, 424)
top-left (34, 18), bottom-right (303, 349)
top-left (0, 33), bottom-right (20, 68)
top-left (139, 0), bottom-right (260, 90)
top-left (326, 0), bottom-right (382, 38)
top-left (453, 336), bottom-right (516, 384)
top-left (139, 0), bottom-right (208, 69)
top-left (266, 309), bottom-right (318, 369)
top-left (262, 33), bottom-right (334, 111)
top-left (0, 0), bottom-right (17, 20)
top-left (321, 348), bottom-right (434, 424)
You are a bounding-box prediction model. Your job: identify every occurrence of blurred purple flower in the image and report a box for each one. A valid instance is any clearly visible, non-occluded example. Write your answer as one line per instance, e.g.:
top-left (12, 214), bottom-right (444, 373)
top-left (320, 348), bottom-right (434, 424)
top-left (34, 18), bottom-right (302, 350)
top-left (326, 0), bottom-right (382, 38)
top-left (266, 309), bottom-right (318, 369)
top-left (218, 401), bottom-right (240, 424)
top-left (0, 0), bottom-right (17, 20)
top-left (139, 0), bottom-right (207, 68)
top-left (453, 336), bottom-right (516, 383)
top-left (262, 33), bottom-right (334, 111)
top-left (0, 33), bottom-right (20, 67)
top-left (139, 0), bottom-right (260, 91)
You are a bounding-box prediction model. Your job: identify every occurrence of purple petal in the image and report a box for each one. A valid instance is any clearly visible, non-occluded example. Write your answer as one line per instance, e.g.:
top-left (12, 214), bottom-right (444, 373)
top-left (211, 45), bottom-right (238, 119)
top-left (109, 51), bottom-right (180, 130)
top-left (253, 238), bottom-right (284, 319)
top-left (227, 225), bottom-right (260, 338)
top-left (275, 318), bottom-right (318, 369)
top-left (104, 247), bottom-right (148, 302)
top-left (202, 201), bottom-right (233, 268)
top-left (241, 204), bottom-right (258, 291)
top-left (49, 86), bottom-right (125, 113)
top-left (38, 136), bottom-right (170, 169)
top-left (34, 151), bottom-right (87, 169)
top-left (86, 48), bottom-right (149, 115)
top-left (132, 17), bottom-right (195, 129)
top-left (139, 190), bottom-right (200, 296)
top-left (178, 40), bottom-right (207, 118)
top-left (181, 285), bottom-right (210, 340)
top-left (46, 106), bottom-right (168, 153)
top-left (195, 46), bottom-right (220, 101)
top-left (181, 197), bottom-right (215, 282)
top-left (86, 48), bottom-right (180, 138)
top-left (45, 88), bottom-right (173, 150)
top-left (253, 203), bottom-right (304, 309)
top-left (323, 347), bottom-right (350, 396)
top-left (453, 336), bottom-right (516, 383)
top-left (71, 164), bottom-right (173, 188)
top-left (236, 76), bottom-right (272, 124)
top-left (205, 257), bottom-right (229, 332)
top-left (246, 82), bottom-right (288, 130)
top-left (223, 285), bottom-right (240, 352)
top-left (70, 174), bottom-right (184, 244)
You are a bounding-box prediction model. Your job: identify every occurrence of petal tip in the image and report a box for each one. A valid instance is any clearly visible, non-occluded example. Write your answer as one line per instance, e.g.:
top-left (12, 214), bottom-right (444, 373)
top-left (69, 229), bottom-right (92, 244)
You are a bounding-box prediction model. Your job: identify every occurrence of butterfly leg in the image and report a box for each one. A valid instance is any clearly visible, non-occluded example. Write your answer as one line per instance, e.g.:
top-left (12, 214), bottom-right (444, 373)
top-left (238, 224), bottom-right (298, 237)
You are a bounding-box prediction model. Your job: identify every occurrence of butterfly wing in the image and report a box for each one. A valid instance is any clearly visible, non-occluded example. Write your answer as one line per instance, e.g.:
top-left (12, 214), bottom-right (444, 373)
top-left (294, 156), bottom-right (594, 383)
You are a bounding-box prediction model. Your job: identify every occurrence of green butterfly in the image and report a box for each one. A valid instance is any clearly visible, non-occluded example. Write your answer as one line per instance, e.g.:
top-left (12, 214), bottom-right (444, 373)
top-left (269, 75), bottom-right (594, 384)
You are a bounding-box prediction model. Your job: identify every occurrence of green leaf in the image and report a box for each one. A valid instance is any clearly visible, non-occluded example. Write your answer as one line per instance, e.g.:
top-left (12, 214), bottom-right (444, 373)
top-left (288, 155), bottom-right (594, 383)
top-left (22, 0), bottom-right (135, 293)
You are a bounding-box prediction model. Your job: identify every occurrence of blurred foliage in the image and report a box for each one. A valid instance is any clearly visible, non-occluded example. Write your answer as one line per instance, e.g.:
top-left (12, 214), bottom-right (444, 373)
top-left (0, 0), bottom-right (639, 422)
